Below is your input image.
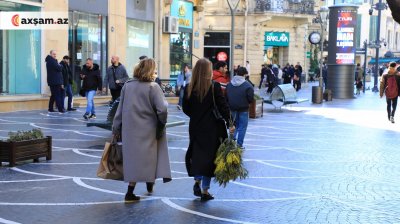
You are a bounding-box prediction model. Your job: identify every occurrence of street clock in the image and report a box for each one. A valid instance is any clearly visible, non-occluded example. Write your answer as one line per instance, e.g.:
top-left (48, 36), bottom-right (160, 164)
top-left (309, 32), bottom-right (321, 44)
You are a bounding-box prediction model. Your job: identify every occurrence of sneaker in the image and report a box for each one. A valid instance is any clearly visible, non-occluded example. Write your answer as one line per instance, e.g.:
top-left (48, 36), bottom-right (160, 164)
top-left (146, 182), bottom-right (154, 194)
top-left (124, 193), bottom-right (140, 202)
top-left (177, 105), bottom-right (182, 110)
top-left (193, 182), bottom-right (201, 197)
top-left (391, 116), bottom-right (395, 123)
top-left (83, 113), bottom-right (89, 120)
top-left (89, 114), bottom-right (96, 119)
top-left (200, 193), bottom-right (214, 201)
top-left (67, 108), bottom-right (77, 111)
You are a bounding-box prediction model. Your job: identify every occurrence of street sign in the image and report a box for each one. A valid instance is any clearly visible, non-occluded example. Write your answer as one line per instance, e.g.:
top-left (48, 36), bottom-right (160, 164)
top-left (306, 51), bottom-right (311, 58)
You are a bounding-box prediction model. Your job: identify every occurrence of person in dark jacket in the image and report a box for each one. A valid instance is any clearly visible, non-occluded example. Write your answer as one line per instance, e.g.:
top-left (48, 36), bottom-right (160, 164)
top-left (46, 50), bottom-right (64, 113)
top-left (226, 67), bottom-right (254, 148)
top-left (259, 64), bottom-right (267, 89)
top-left (103, 55), bottom-right (129, 102)
top-left (282, 63), bottom-right (292, 84)
top-left (81, 58), bottom-right (102, 120)
top-left (266, 64), bottom-right (276, 94)
top-left (60, 56), bottom-right (76, 111)
top-left (183, 58), bottom-right (234, 201)
top-left (293, 64), bottom-right (302, 91)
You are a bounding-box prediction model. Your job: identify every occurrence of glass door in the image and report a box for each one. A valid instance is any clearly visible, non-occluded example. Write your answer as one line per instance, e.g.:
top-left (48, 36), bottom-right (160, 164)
top-left (69, 11), bottom-right (106, 94)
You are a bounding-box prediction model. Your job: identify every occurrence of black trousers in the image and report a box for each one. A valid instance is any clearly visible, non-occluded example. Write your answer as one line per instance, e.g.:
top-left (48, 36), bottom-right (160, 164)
top-left (49, 85), bottom-right (64, 112)
top-left (293, 80), bottom-right (301, 91)
top-left (387, 97), bottom-right (398, 119)
top-left (110, 88), bottom-right (121, 102)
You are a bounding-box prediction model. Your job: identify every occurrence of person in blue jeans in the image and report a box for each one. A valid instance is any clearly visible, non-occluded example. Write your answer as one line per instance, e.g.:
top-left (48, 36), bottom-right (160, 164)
top-left (177, 64), bottom-right (192, 110)
top-left (226, 67), bottom-right (254, 148)
top-left (80, 58), bottom-right (102, 120)
top-left (60, 55), bottom-right (77, 111)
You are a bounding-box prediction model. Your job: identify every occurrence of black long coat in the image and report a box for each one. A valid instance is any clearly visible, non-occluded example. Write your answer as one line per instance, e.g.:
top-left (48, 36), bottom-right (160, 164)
top-left (183, 82), bottom-right (231, 177)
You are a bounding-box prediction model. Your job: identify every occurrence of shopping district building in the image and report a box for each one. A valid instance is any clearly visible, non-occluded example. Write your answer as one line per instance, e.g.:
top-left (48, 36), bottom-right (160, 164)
top-left (0, 0), bottom-right (399, 111)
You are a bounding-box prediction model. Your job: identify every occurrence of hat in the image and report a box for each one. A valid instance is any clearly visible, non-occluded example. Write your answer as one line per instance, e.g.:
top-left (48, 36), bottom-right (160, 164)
top-left (63, 55), bottom-right (70, 60)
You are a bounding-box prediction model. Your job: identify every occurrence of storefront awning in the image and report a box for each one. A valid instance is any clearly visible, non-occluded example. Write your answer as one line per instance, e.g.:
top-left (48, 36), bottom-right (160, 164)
top-left (368, 58), bottom-right (400, 64)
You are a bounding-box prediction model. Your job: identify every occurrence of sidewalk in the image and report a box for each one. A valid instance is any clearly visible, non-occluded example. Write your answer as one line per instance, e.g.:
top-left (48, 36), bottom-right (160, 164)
top-left (0, 83), bottom-right (399, 223)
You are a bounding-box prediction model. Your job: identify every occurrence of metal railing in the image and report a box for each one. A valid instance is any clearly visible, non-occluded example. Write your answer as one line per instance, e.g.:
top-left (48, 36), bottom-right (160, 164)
top-left (254, 0), bottom-right (315, 15)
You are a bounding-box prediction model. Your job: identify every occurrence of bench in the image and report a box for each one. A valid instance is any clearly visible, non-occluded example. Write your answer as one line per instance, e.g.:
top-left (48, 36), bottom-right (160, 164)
top-left (264, 84), bottom-right (308, 110)
top-left (87, 98), bottom-right (185, 130)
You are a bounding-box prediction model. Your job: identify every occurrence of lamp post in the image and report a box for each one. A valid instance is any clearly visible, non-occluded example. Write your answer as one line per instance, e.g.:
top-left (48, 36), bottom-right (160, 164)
top-left (227, 0), bottom-right (240, 80)
top-left (319, 7), bottom-right (329, 89)
top-left (371, 0), bottom-right (387, 92)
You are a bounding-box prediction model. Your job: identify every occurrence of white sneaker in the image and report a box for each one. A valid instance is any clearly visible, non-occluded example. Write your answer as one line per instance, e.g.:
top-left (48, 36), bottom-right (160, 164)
top-left (177, 105), bottom-right (182, 110)
top-left (391, 116), bottom-right (395, 123)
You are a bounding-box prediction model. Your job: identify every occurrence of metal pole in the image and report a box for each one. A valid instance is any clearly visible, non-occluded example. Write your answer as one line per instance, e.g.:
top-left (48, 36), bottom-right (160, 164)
top-left (319, 21), bottom-right (324, 89)
top-left (363, 40), bottom-right (367, 93)
top-left (227, 0), bottom-right (240, 80)
top-left (372, 0), bottom-right (382, 92)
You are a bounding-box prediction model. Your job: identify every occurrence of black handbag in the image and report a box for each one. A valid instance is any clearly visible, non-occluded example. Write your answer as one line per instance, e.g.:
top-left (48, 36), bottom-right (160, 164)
top-left (79, 88), bottom-right (86, 97)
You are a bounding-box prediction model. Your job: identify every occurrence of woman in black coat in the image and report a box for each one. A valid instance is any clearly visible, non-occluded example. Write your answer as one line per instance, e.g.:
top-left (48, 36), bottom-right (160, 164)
top-left (183, 58), bottom-right (232, 201)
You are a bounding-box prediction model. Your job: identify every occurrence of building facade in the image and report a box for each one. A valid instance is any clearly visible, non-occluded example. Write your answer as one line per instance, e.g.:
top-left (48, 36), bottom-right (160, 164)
top-left (200, 0), bottom-right (317, 81)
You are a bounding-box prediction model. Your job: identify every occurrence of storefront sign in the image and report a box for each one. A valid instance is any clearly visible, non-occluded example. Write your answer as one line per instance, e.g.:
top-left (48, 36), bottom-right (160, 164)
top-left (336, 9), bottom-right (357, 64)
top-left (264, 32), bottom-right (289, 47)
top-left (171, 0), bottom-right (193, 29)
top-left (217, 52), bottom-right (228, 62)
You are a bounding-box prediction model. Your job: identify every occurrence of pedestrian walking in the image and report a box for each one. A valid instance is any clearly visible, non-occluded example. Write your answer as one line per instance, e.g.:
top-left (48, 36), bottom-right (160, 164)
top-left (322, 63), bottom-right (328, 87)
top-left (266, 64), bottom-right (276, 94)
top-left (112, 58), bottom-right (172, 202)
top-left (293, 64), bottom-right (302, 91)
top-left (282, 63), bottom-right (292, 84)
top-left (212, 61), bottom-right (230, 95)
top-left (259, 64), bottom-right (267, 89)
top-left (60, 55), bottom-right (76, 111)
top-left (183, 58), bottom-right (234, 201)
top-left (177, 64), bottom-right (192, 110)
top-left (226, 67), bottom-right (254, 148)
top-left (355, 78), bottom-right (363, 95)
top-left (46, 50), bottom-right (65, 113)
top-left (380, 62), bottom-right (400, 123)
top-left (103, 55), bottom-right (129, 102)
top-left (80, 58), bottom-right (102, 120)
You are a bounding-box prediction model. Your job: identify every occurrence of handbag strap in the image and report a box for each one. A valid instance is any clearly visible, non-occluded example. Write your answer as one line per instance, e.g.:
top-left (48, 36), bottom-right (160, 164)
top-left (211, 81), bottom-right (217, 110)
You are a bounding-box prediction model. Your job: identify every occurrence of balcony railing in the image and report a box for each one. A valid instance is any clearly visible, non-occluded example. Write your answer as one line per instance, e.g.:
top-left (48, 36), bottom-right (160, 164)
top-left (254, 0), bottom-right (315, 15)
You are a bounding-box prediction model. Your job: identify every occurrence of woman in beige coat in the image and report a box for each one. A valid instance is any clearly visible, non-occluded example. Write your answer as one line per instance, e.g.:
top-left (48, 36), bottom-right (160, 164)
top-left (112, 58), bottom-right (171, 202)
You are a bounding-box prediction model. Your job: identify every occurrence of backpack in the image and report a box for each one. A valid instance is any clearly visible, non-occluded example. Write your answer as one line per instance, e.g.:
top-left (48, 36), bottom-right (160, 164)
top-left (385, 75), bottom-right (398, 99)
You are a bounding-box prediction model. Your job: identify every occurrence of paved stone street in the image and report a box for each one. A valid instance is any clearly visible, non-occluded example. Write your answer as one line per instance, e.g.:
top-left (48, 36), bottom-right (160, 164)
top-left (1, 83), bottom-right (400, 224)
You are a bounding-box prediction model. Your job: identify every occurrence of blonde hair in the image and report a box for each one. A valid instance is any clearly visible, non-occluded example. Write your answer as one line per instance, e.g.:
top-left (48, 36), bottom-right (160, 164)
top-left (187, 58), bottom-right (213, 102)
top-left (133, 58), bottom-right (156, 82)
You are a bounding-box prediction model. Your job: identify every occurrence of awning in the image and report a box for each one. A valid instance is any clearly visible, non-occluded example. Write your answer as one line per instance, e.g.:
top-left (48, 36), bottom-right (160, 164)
top-left (368, 57), bottom-right (400, 64)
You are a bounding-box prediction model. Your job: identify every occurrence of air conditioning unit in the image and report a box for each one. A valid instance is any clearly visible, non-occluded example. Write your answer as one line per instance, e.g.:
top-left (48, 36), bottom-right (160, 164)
top-left (163, 16), bottom-right (179, 34)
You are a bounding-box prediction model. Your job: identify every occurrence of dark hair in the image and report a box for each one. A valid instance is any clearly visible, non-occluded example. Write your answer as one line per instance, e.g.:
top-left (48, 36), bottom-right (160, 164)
top-left (267, 64), bottom-right (272, 68)
top-left (139, 55), bottom-right (148, 60)
top-left (214, 61), bottom-right (227, 70)
top-left (236, 67), bottom-right (248, 76)
top-left (63, 55), bottom-right (70, 60)
top-left (357, 63), bottom-right (360, 66)
top-left (390, 62), bottom-right (397, 68)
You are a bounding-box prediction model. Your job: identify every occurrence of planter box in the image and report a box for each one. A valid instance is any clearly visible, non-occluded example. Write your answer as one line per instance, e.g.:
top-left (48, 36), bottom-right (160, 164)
top-left (0, 136), bottom-right (52, 167)
top-left (249, 99), bottom-right (264, 118)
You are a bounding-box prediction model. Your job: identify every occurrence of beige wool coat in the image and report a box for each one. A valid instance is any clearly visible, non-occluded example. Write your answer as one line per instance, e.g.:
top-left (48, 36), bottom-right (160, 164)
top-left (112, 78), bottom-right (171, 183)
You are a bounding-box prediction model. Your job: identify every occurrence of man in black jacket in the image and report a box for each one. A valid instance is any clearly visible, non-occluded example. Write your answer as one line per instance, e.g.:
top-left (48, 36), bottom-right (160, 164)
top-left (81, 58), bottom-right (102, 120)
top-left (60, 56), bottom-right (76, 111)
top-left (226, 67), bottom-right (254, 148)
top-left (46, 50), bottom-right (64, 113)
top-left (103, 55), bottom-right (129, 102)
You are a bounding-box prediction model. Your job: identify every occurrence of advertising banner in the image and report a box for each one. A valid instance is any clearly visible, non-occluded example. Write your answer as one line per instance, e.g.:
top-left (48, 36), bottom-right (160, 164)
top-left (171, 0), bottom-right (193, 29)
top-left (264, 32), bottom-right (290, 47)
top-left (335, 9), bottom-right (357, 64)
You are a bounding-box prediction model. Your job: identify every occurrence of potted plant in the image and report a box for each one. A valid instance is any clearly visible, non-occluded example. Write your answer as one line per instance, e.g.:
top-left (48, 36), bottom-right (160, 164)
top-left (249, 94), bottom-right (264, 118)
top-left (0, 129), bottom-right (52, 167)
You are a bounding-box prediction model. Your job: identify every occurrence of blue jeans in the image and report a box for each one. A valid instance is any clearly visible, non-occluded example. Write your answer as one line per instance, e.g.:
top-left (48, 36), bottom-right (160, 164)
top-left (178, 86), bottom-right (185, 107)
top-left (231, 111), bottom-right (249, 147)
top-left (85, 90), bottom-right (96, 115)
top-left (63, 84), bottom-right (73, 109)
top-left (194, 176), bottom-right (211, 190)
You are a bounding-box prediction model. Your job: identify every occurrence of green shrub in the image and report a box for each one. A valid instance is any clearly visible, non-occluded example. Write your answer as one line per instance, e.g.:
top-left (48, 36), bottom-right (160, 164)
top-left (5, 129), bottom-right (44, 142)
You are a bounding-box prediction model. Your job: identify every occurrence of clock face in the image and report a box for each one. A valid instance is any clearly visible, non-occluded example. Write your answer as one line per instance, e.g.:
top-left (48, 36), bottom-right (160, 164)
top-left (309, 32), bottom-right (321, 44)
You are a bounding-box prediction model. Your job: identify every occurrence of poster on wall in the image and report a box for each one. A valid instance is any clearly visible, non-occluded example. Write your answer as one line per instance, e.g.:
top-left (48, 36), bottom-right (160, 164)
top-left (336, 9), bottom-right (357, 64)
